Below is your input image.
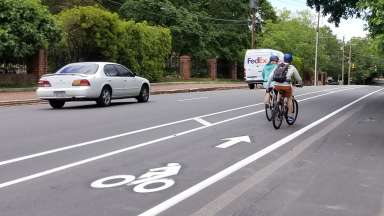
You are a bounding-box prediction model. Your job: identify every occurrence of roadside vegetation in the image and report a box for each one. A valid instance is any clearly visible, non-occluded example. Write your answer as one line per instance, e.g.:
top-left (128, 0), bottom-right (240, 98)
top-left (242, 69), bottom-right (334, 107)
top-left (0, 0), bottom-right (383, 85)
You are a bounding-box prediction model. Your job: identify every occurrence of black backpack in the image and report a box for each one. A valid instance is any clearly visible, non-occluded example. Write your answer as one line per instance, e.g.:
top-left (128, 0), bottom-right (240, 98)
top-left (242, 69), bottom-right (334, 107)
top-left (273, 63), bottom-right (289, 82)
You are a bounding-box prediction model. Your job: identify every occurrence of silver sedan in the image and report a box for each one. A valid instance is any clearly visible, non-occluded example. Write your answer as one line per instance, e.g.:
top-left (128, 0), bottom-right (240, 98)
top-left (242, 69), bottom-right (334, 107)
top-left (36, 62), bottom-right (150, 108)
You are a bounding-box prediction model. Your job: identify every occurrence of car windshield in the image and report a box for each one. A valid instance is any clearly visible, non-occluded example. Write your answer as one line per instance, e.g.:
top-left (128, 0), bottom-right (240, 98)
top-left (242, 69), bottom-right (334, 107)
top-left (56, 63), bottom-right (99, 75)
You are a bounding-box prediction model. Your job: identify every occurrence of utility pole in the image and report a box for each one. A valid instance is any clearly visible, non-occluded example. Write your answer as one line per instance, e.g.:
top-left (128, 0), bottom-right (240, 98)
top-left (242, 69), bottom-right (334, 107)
top-left (348, 43), bottom-right (352, 85)
top-left (249, 0), bottom-right (258, 48)
top-left (341, 36), bottom-right (345, 85)
top-left (314, 9), bottom-right (320, 86)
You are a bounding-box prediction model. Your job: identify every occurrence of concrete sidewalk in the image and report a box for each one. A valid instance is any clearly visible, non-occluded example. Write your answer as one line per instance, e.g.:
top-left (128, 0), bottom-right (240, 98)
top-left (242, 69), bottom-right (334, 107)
top-left (0, 82), bottom-right (248, 106)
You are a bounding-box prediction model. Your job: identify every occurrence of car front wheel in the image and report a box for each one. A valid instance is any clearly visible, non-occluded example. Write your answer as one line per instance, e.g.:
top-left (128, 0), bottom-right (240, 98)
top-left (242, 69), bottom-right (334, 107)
top-left (136, 85), bottom-right (149, 103)
top-left (49, 100), bottom-right (65, 109)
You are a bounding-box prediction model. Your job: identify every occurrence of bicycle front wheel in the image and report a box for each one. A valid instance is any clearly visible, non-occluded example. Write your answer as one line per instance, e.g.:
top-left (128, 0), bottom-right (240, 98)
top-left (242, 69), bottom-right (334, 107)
top-left (265, 95), bottom-right (273, 121)
top-left (272, 102), bottom-right (283, 129)
top-left (286, 99), bottom-right (299, 125)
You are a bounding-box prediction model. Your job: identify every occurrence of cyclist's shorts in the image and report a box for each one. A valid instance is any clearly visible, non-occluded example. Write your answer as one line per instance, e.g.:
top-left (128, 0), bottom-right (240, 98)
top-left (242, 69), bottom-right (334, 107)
top-left (274, 85), bottom-right (292, 97)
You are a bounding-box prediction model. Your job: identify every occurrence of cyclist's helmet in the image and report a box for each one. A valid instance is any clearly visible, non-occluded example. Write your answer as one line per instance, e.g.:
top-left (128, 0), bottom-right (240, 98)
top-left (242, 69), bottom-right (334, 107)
top-left (269, 55), bottom-right (279, 63)
top-left (284, 53), bottom-right (293, 63)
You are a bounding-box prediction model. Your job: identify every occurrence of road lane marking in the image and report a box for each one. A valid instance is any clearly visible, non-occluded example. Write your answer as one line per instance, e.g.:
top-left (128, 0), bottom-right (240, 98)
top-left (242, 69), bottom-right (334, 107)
top-left (177, 97), bottom-right (209, 102)
top-left (91, 163), bottom-right (182, 193)
top-left (216, 136), bottom-right (251, 149)
top-left (0, 87), bottom-right (364, 189)
top-left (193, 118), bottom-right (212, 126)
top-left (138, 88), bottom-right (383, 216)
top-left (192, 108), bottom-right (360, 216)
top-left (0, 87), bottom-right (347, 167)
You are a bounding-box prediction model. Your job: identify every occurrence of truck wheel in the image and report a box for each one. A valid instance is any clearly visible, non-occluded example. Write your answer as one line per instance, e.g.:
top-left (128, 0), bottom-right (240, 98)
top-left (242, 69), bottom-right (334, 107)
top-left (248, 84), bottom-right (255, 89)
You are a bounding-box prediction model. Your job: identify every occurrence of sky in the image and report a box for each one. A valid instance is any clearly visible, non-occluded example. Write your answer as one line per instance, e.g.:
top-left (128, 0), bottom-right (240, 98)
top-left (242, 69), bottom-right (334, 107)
top-left (268, 0), bottom-right (368, 41)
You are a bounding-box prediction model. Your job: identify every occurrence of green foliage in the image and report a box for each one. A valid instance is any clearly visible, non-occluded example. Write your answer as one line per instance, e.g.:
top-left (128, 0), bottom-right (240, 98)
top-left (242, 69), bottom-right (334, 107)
top-left (348, 37), bottom-right (383, 84)
top-left (119, 21), bottom-right (172, 81)
top-left (119, 0), bottom-right (277, 62)
top-left (53, 6), bottom-right (172, 82)
top-left (42, 0), bottom-right (100, 14)
top-left (0, 0), bottom-right (61, 62)
top-left (306, 0), bottom-right (384, 37)
top-left (259, 11), bottom-right (317, 77)
top-left (56, 6), bottom-right (123, 62)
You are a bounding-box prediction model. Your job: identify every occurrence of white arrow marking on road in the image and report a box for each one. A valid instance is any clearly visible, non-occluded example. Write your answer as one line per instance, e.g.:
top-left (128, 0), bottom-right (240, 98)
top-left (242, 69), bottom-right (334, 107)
top-left (216, 136), bottom-right (251, 149)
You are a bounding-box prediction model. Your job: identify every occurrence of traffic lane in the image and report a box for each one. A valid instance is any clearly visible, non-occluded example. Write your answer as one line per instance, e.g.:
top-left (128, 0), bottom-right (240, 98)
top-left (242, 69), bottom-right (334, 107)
top-left (0, 86), bottom-right (362, 183)
top-left (0, 89), bottom-right (266, 158)
top-left (0, 87), bottom-right (376, 216)
top-left (0, 86), bottom-right (340, 160)
top-left (0, 120), bottom-right (202, 183)
top-left (185, 89), bottom-right (384, 216)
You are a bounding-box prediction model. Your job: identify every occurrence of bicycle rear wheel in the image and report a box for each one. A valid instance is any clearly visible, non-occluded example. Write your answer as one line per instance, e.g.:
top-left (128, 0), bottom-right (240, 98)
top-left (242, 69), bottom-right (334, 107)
top-left (272, 102), bottom-right (283, 129)
top-left (286, 99), bottom-right (298, 125)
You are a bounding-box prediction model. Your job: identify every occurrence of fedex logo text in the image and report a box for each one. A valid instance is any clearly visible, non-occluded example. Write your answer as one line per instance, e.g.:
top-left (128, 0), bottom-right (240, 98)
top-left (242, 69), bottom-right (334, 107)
top-left (247, 57), bottom-right (268, 64)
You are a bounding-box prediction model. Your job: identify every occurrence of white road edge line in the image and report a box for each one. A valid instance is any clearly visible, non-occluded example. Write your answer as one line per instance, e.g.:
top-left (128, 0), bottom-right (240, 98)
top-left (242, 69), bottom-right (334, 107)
top-left (193, 118), bottom-right (212, 126)
top-left (138, 88), bottom-right (384, 216)
top-left (177, 97), bottom-right (209, 102)
top-left (0, 87), bottom-right (361, 189)
top-left (0, 87), bottom-right (353, 167)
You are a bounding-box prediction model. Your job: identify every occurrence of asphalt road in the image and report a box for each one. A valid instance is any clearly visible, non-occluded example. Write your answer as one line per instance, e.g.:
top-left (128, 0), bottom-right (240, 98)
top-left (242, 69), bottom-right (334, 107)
top-left (0, 85), bottom-right (384, 216)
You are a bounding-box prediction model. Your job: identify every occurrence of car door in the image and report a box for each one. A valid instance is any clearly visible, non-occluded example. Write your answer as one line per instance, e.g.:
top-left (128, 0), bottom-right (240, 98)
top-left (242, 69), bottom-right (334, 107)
top-left (103, 64), bottom-right (125, 98)
top-left (114, 65), bottom-right (141, 97)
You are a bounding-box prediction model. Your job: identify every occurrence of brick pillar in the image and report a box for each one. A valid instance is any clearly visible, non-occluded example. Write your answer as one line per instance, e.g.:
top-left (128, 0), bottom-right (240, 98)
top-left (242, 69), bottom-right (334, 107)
top-left (180, 55), bottom-right (192, 80)
top-left (28, 49), bottom-right (48, 80)
top-left (231, 62), bottom-right (238, 80)
top-left (208, 58), bottom-right (217, 80)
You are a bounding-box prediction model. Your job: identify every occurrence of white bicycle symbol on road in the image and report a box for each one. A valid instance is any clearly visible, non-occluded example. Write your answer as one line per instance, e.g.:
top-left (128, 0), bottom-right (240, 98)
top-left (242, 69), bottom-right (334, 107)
top-left (91, 163), bottom-right (181, 193)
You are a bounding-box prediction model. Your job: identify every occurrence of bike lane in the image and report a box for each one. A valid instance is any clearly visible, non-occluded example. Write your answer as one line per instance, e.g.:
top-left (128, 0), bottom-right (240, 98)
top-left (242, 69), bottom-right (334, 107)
top-left (0, 87), bottom-right (379, 216)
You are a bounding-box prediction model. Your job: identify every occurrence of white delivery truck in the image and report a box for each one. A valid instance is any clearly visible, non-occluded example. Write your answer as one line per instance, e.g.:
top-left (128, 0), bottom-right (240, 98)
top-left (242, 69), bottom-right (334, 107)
top-left (244, 49), bottom-right (284, 89)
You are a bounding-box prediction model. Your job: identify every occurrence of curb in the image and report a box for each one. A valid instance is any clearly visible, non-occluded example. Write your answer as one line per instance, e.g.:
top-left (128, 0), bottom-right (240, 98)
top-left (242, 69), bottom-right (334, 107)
top-left (0, 86), bottom-right (247, 107)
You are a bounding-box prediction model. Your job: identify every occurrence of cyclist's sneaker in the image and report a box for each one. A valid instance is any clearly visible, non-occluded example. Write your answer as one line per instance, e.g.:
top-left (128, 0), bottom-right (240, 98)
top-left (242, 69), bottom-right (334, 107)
top-left (287, 116), bottom-right (295, 122)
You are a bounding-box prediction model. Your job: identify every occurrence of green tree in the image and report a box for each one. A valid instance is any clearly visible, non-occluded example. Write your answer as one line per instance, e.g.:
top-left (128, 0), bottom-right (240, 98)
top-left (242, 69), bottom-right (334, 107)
top-left (0, 0), bottom-right (61, 63)
top-left (120, 0), bottom-right (206, 58)
top-left (347, 37), bottom-right (383, 84)
top-left (57, 6), bottom-right (124, 62)
top-left (42, 0), bottom-right (100, 13)
top-left (259, 11), bottom-right (316, 77)
top-left (119, 21), bottom-right (172, 81)
top-left (54, 6), bottom-right (172, 81)
top-left (306, 0), bottom-right (384, 37)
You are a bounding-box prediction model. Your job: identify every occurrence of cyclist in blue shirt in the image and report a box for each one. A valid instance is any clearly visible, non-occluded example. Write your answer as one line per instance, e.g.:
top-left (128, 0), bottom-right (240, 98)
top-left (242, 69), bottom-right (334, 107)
top-left (263, 54), bottom-right (279, 104)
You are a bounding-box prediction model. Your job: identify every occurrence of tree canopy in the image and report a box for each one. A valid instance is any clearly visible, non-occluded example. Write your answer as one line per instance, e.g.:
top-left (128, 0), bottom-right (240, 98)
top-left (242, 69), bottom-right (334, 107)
top-left (306, 0), bottom-right (384, 37)
top-left (54, 6), bottom-right (172, 81)
top-left (120, 0), bottom-right (276, 62)
top-left (0, 0), bottom-right (61, 62)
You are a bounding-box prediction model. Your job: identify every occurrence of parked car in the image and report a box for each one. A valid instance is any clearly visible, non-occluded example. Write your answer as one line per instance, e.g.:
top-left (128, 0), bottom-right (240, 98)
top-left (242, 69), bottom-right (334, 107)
top-left (36, 62), bottom-right (150, 109)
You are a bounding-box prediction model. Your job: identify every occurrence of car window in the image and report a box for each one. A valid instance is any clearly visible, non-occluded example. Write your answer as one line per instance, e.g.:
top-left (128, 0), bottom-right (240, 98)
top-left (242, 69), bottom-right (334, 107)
top-left (114, 65), bottom-right (134, 77)
top-left (104, 64), bottom-right (119, 77)
top-left (56, 63), bottom-right (99, 75)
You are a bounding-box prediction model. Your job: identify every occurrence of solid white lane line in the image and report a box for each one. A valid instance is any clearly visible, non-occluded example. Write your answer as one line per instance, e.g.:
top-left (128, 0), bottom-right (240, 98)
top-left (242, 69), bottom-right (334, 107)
top-left (0, 87), bottom-right (353, 167)
top-left (193, 118), bottom-right (212, 126)
top-left (177, 97), bottom-right (209, 102)
top-left (138, 88), bottom-right (384, 216)
top-left (0, 87), bottom-right (363, 189)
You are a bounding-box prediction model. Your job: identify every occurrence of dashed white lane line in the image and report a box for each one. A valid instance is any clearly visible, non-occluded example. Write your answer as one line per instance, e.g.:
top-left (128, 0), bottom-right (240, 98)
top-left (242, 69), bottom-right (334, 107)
top-left (177, 97), bottom-right (209, 102)
top-left (0, 87), bottom-right (352, 168)
top-left (138, 88), bottom-right (384, 216)
top-left (0, 87), bottom-right (362, 189)
top-left (193, 117), bottom-right (212, 126)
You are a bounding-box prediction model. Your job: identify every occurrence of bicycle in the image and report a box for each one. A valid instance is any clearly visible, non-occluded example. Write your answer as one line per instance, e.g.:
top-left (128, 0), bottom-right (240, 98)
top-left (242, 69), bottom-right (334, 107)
top-left (271, 85), bottom-right (301, 129)
top-left (265, 88), bottom-right (277, 121)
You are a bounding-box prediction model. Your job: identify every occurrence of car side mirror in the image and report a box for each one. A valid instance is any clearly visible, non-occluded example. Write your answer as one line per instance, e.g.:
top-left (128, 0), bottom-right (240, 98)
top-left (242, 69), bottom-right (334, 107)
top-left (132, 72), bottom-right (137, 77)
